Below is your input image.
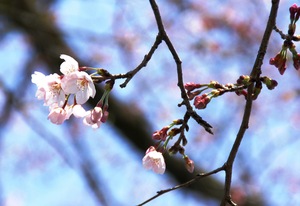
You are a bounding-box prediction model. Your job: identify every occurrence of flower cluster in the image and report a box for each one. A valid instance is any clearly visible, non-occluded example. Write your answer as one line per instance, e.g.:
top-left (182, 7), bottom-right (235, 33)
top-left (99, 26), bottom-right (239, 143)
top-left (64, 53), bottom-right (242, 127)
top-left (32, 54), bottom-right (111, 128)
top-left (270, 4), bottom-right (300, 75)
top-left (142, 119), bottom-right (194, 174)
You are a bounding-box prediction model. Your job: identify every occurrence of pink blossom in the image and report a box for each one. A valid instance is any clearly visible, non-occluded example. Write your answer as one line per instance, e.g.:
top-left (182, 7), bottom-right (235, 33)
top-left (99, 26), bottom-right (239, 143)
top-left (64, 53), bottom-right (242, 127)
top-left (72, 104), bottom-right (87, 118)
top-left (60, 54), bottom-right (79, 75)
top-left (48, 107), bottom-right (68, 124)
top-left (83, 107), bottom-right (103, 129)
top-left (31, 71), bottom-right (47, 100)
top-left (31, 72), bottom-right (65, 106)
top-left (61, 71), bottom-right (96, 104)
top-left (142, 146), bottom-right (166, 174)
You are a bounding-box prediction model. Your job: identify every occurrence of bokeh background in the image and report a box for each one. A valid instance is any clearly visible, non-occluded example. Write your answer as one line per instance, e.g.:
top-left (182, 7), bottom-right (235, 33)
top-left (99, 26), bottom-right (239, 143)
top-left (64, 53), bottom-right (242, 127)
top-left (0, 0), bottom-right (300, 205)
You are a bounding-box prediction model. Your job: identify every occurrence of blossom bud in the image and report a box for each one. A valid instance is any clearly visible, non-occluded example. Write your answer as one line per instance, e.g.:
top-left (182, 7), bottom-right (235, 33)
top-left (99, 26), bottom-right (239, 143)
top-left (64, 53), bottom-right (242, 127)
top-left (193, 94), bottom-right (211, 109)
top-left (153, 126), bottom-right (169, 141)
top-left (261, 77), bottom-right (278, 90)
top-left (184, 156), bottom-right (194, 173)
top-left (184, 82), bottom-right (203, 92)
top-left (237, 75), bottom-right (251, 85)
top-left (173, 119), bottom-right (183, 125)
top-left (208, 81), bottom-right (222, 89)
top-left (269, 49), bottom-right (287, 75)
top-left (290, 4), bottom-right (298, 17)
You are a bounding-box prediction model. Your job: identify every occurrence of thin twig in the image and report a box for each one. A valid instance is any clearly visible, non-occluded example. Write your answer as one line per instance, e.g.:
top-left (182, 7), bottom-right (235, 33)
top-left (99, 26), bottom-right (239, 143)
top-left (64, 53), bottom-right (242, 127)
top-left (221, 0), bottom-right (280, 205)
top-left (120, 35), bottom-right (163, 88)
top-left (149, 0), bottom-right (213, 134)
top-left (137, 165), bottom-right (225, 206)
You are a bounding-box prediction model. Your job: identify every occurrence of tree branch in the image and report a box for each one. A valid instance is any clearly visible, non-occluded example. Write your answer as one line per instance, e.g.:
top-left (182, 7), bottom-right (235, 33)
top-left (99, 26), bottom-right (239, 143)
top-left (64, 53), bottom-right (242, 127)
top-left (221, 0), bottom-right (280, 205)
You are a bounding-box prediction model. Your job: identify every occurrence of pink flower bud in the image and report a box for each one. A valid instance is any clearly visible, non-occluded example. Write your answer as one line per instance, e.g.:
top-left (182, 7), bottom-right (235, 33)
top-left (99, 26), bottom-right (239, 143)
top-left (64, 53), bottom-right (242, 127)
top-left (83, 107), bottom-right (103, 129)
top-left (48, 107), bottom-right (68, 125)
top-left (184, 156), bottom-right (194, 173)
top-left (193, 94), bottom-right (211, 109)
top-left (290, 4), bottom-right (298, 21)
top-left (184, 82), bottom-right (202, 92)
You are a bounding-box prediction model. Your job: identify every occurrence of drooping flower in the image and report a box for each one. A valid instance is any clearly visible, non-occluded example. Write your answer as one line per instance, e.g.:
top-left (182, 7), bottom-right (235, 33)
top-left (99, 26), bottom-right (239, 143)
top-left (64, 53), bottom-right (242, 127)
top-left (184, 155), bottom-right (194, 173)
top-left (269, 48), bottom-right (288, 75)
top-left (61, 71), bottom-right (96, 104)
top-left (83, 106), bottom-right (103, 129)
top-left (142, 146), bottom-right (166, 174)
top-left (48, 106), bottom-right (68, 125)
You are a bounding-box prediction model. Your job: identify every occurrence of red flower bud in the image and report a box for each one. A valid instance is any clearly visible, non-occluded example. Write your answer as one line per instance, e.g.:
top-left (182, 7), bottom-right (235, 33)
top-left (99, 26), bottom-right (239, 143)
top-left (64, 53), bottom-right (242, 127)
top-left (153, 126), bottom-right (169, 141)
top-left (193, 94), bottom-right (211, 109)
top-left (290, 4), bottom-right (298, 21)
top-left (269, 50), bottom-right (287, 75)
top-left (184, 82), bottom-right (202, 92)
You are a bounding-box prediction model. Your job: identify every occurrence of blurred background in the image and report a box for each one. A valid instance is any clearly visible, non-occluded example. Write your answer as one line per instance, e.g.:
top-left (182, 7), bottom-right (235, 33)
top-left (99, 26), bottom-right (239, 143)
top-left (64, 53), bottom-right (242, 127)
top-left (0, 0), bottom-right (300, 205)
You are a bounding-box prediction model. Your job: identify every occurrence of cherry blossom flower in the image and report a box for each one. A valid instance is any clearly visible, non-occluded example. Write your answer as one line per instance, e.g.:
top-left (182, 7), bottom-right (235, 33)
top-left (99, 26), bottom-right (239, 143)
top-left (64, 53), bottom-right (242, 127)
top-left (31, 71), bottom-right (65, 107)
top-left (83, 107), bottom-right (103, 129)
top-left (48, 106), bottom-right (68, 125)
top-left (71, 104), bottom-right (87, 118)
top-left (142, 146), bottom-right (166, 174)
top-left (60, 54), bottom-right (79, 75)
top-left (31, 71), bottom-right (47, 100)
top-left (61, 71), bottom-right (96, 104)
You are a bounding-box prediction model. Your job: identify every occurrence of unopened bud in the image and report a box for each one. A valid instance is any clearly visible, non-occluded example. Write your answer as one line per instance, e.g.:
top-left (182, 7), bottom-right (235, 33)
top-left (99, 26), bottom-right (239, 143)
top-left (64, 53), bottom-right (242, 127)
top-left (184, 156), bottom-right (194, 173)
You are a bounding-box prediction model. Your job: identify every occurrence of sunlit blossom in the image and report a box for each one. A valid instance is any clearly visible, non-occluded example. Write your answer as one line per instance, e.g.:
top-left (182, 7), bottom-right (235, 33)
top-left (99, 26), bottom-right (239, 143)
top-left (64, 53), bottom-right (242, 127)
top-left (31, 71), bottom-right (65, 107)
top-left (60, 54), bottom-right (79, 75)
top-left (142, 146), bottom-right (166, 174)
top-left (61, 71), bottom-right (96, 104)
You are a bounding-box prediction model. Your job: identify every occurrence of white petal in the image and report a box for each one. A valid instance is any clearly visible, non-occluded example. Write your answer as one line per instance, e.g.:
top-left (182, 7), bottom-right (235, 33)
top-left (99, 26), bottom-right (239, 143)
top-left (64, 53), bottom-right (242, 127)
top-left (60, 54), bottom-right (79, 75)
